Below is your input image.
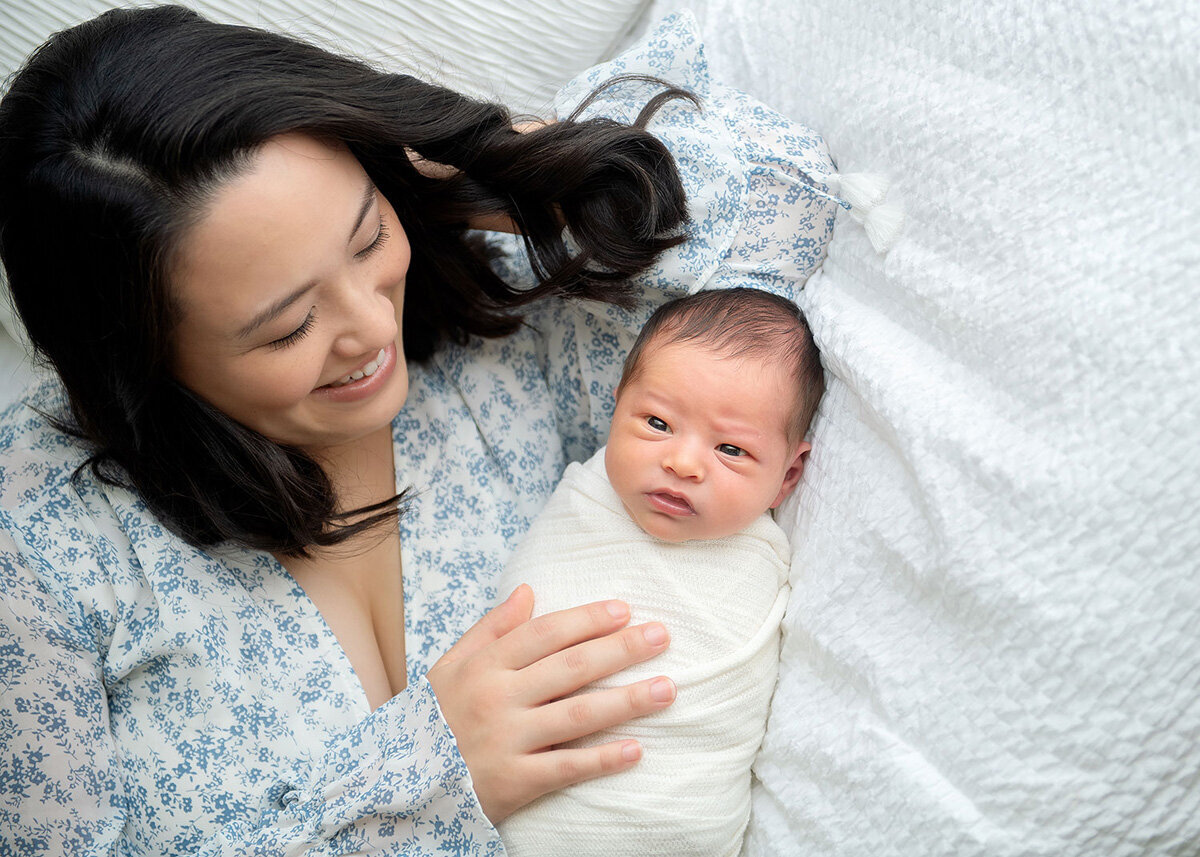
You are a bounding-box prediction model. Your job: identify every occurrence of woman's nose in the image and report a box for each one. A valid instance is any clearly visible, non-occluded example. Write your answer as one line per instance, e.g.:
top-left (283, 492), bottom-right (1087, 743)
top-left (330, 279), bottom-right (397, 357)
top-left (663, 439), bottom-right (704, 481)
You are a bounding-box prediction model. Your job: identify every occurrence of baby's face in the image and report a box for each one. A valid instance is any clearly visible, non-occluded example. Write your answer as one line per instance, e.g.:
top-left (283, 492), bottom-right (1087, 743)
top-left (605, 340), bottom-right (809, 542)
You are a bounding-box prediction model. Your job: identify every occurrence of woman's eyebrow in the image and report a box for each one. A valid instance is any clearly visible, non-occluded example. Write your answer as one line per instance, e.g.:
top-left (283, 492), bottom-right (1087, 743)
top-left (235, 179), bottom-right (378, 341)
top-left (348, 178), bottom-right (377, 242)
top-left (235, 282), bottom-right (315, 340)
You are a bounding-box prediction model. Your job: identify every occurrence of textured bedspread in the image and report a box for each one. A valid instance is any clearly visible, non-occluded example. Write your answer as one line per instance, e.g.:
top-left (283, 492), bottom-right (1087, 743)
top-left (636, 1), bottom-right (1200, 854)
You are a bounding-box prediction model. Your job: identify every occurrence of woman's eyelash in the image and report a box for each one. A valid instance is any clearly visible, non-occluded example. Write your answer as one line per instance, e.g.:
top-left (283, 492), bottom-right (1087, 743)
top-left (356, 217), bottom-right (389, 259)
top-left (269, 308), bottom-right (317, 350)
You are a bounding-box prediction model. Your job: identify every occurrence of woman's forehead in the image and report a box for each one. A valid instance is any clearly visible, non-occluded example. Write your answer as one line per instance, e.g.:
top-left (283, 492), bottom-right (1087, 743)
top-left (171, 135), bottom-right (369, 325)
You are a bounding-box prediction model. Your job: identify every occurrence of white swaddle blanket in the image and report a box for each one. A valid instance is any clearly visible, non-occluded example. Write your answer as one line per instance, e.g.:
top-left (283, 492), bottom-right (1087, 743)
top-left (495, 448), bottom-right (790, 857)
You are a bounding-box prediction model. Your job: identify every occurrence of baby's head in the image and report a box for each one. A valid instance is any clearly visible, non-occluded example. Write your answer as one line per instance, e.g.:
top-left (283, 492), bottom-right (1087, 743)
top-left (605, 288), bottom-right (824, 542)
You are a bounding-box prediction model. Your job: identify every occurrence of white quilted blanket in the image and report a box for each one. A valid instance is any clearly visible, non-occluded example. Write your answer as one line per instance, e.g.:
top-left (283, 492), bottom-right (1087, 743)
top-left (637, 1), bottom-right (1200, 854)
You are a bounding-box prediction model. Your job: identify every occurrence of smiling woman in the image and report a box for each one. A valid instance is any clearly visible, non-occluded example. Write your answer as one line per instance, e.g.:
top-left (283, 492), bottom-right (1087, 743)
top-left (0, 6), bottom-right (711, 851)
top-left (172, 135), bottom-right (412, 453)
top-left (0, 5), bottom-right (690, 556)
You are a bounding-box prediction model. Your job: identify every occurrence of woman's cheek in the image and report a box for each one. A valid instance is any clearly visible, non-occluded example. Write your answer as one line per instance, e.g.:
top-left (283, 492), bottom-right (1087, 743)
top-left (240, 357), bottom-right (323, 407)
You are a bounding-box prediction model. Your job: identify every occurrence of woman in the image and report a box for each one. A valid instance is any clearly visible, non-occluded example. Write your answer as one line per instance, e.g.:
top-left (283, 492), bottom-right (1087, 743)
top-left (0, 6), bottom-right (836, 854)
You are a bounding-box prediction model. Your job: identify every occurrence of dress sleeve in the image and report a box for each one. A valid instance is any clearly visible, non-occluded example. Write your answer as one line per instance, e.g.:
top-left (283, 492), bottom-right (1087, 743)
top-left (203, 678), bottom-right (500, 855)
top-left (524, 12), bottom-right (838, 465)
top-left (0, 522), bottom-right (500, 856)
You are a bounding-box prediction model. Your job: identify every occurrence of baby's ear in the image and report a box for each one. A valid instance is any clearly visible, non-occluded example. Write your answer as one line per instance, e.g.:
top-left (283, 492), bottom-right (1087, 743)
top-left (770, 442), bottom-right (811, 509)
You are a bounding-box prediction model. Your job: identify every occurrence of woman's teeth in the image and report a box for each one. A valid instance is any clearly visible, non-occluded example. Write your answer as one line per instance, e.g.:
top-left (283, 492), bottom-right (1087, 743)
top-left (328, 348), bottom-right (386, 387)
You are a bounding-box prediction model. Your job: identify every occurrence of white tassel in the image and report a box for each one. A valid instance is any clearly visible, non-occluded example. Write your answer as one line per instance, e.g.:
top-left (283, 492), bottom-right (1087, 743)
top-left (854, 197), bottom-right (906, 254)
top-left (833, 169), bottom-right (905, 254)
top-left (830, 172), bottom-right (890, 211)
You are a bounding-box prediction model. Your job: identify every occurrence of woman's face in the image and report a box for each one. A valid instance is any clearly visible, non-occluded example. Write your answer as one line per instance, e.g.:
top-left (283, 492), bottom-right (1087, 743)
top-left (172, 134), bottom-right (411, 453)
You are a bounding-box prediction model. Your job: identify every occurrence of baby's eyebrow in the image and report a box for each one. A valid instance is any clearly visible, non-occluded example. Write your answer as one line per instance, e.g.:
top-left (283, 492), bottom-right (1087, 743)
top-left (709, 417), bottom-right (765, 441)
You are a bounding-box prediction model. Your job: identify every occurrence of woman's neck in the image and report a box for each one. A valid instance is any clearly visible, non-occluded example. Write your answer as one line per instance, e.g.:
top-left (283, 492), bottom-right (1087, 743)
top-left (310, 424), bottom-right (398, 519)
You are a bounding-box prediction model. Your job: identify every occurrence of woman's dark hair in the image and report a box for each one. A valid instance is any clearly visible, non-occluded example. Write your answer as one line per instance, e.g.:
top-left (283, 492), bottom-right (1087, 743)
top-left (0, 5), bottom-right (692, 555)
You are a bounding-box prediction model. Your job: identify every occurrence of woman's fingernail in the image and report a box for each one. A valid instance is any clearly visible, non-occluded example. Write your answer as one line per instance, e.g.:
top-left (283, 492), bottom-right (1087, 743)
top-left (622, 741), bottom-right (642, 762)
top-left (650, 678), bottom-right (675, 703)
top-left (607, 601), bottom-right (629, 620)
top-left (643, 624), bottom-right (667, 646)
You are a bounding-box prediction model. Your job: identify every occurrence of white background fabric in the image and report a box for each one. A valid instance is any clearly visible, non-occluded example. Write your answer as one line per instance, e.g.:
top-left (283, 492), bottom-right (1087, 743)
top-left (637, 1), bottom-right (1200, 854)
top-left (0, 0), bottom-right (650, 116)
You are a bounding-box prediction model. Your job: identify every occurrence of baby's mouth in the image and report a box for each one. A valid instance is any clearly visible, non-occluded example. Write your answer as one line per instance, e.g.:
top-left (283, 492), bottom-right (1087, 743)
top-left (647, 491), bottom-right (696, 516)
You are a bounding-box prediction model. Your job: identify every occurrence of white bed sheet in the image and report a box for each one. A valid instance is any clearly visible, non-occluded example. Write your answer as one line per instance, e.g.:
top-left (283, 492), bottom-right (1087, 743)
top-left (638, 1), bottom-right (1200, 854)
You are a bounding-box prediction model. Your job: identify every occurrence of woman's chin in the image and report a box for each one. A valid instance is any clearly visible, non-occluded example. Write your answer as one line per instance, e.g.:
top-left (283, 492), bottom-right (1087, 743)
top-left (270, 361), bottom-right (410, 453)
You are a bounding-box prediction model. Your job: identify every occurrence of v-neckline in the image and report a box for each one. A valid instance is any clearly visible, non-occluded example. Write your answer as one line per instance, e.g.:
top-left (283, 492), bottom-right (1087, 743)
top-left (256, 420), bottom-right (411, 715)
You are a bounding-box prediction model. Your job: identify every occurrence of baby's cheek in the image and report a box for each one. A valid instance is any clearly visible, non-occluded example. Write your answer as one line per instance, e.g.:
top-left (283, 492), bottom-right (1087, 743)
top-left (725, 481), bottom-right (773, 531)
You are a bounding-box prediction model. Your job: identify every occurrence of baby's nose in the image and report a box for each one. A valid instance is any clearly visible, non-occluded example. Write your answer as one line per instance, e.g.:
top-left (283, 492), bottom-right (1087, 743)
top-left (663, 442), bottom-right (704, 480)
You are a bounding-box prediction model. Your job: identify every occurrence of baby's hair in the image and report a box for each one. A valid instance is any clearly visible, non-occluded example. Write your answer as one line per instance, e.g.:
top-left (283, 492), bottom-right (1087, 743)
top-left (618, 288), bottom-right (825, 444)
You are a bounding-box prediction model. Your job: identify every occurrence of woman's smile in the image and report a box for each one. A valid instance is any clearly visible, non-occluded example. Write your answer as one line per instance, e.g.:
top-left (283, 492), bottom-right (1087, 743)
top-left (313, 342), bottom-right (398, 402)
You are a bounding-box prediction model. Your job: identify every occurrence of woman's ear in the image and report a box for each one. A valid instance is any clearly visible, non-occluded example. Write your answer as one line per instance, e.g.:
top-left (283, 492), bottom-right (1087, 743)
top-left (770, 441), bottom-right (811, 508)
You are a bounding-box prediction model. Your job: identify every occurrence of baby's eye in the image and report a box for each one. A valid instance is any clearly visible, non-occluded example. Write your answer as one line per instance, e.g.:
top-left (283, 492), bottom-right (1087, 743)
top-left (646, 416), bottom-right (669, 432)
top-left (717, 443), bottom-right (747, 457)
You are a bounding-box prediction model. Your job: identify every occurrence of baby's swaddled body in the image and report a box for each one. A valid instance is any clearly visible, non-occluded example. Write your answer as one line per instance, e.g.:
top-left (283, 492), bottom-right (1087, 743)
top-left (496, 449), bottom-right (790, 857)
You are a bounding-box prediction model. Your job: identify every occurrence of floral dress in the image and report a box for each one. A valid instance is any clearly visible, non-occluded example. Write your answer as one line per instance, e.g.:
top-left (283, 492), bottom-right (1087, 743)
top-left (0, 13), bottom-right (835, 856)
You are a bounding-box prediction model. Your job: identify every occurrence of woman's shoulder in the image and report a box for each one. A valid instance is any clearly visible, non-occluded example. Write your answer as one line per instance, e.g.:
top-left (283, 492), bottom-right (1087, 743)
top-left (0, 374), bottom-right (96, 499)
top-left (0, 375), bottom-right (130, 567)
top-left (0, 376), bottom-right (193, 652)
top-left (552, 13), bottom-right (835, 297)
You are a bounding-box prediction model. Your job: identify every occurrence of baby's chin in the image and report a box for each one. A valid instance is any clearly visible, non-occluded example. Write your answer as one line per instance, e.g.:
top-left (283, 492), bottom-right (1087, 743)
top-left (635, 513), bottom-right (741, 543)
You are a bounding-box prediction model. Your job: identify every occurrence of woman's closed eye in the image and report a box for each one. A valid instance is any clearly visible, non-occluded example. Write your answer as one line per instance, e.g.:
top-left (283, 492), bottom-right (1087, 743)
top-left (355, 217), bottom-right (389, 259)
top-left (264, 214), bottom-right (388, 350)
top-left (269, 308), bottom-right (317, 350)
top-left (717, 443), bottom-right (747, 457)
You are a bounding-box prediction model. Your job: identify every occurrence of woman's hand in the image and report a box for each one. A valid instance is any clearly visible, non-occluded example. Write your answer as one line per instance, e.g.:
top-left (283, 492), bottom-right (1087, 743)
top-left (426, 584), bottom-right (674, 823)
top-left (406, 120), bottom-right (556, 234)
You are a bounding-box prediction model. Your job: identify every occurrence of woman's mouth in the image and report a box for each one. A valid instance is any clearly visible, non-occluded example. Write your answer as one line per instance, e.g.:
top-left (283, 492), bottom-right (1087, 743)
top-left (646, 491), bottom-right (696, 516)
top-left (324, 347), bottom-right (387, 388)
top-left (312, 343), bottom-right (398, 402)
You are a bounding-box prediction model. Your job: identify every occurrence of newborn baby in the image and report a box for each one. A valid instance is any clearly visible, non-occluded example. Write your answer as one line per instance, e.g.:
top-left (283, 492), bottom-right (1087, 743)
top-left (496, 287), bottom-right (824, 856)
